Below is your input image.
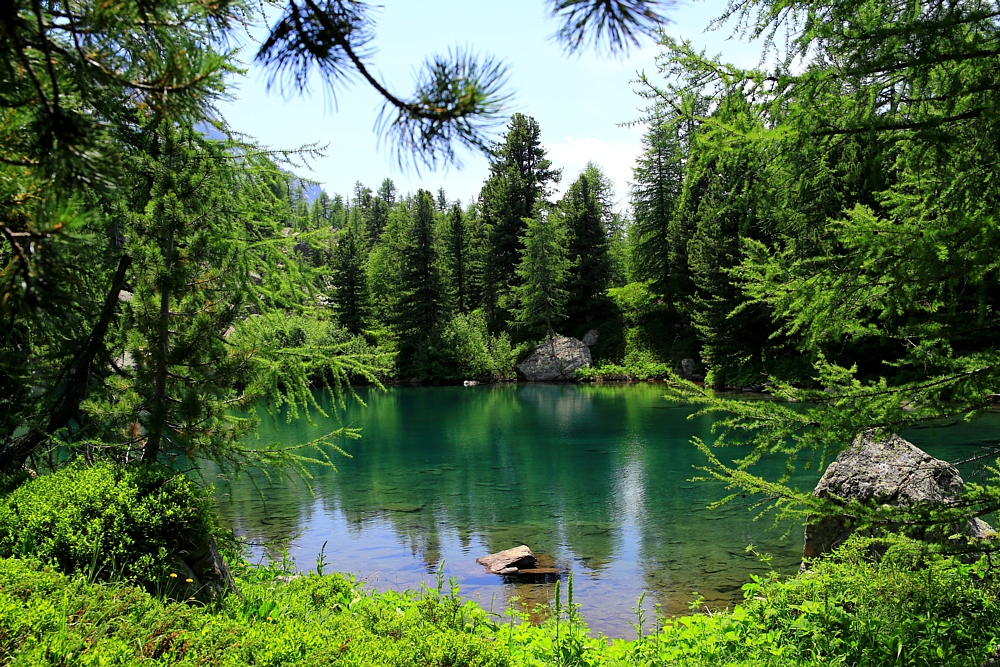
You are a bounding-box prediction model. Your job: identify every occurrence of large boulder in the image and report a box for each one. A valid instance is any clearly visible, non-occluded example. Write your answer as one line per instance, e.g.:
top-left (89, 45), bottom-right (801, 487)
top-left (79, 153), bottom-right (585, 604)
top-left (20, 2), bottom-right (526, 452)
top-left (803, 431), bottom-right (993, 559)
top-left (517, 336), bottom-right (592, 381)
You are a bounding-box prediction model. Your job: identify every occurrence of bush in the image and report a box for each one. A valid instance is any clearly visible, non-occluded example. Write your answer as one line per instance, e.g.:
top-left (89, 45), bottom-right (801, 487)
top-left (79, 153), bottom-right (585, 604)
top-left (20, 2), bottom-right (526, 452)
top-left (424, 310), bottom-right (516, 382)
top-left (0, 461), bottom-right (215, 586)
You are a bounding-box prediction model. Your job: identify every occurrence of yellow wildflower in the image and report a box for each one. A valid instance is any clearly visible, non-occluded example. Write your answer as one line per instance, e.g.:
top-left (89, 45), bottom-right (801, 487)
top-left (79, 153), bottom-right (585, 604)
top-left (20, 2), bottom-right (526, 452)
top-left (169, 573), bottom-right (178, 579)
top-left (186, 578), bottom-right (193, 583)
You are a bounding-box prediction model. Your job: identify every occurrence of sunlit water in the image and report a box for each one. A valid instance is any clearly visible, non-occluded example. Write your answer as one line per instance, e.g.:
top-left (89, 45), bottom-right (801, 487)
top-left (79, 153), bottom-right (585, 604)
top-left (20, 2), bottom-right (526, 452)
top-left (212, 383), bottom-right (1000, 637)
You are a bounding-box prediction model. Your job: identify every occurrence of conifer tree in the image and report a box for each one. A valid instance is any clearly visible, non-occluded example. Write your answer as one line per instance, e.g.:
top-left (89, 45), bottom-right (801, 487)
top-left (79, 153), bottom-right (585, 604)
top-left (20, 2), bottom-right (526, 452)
top-left (440, 203), bottom-right (469, 314)
top-left (310, 192), bottom-right (333, 228)
top-left (513, 207), bottom-right (570, 339)
top-left (561, 173), bottom-right (613, 322)
top-left (332, 224), bottom-right (369, 334)
top-left (395, 190), bottom-right (447, 374)
top-left (630, 106), bottom-right (690, 299)
top-left (479, 114), bottom-right (561, 318)
top-left (121, 123), bottom-right (254, 465)
top-left (377, 179), bottom-right (398, 207)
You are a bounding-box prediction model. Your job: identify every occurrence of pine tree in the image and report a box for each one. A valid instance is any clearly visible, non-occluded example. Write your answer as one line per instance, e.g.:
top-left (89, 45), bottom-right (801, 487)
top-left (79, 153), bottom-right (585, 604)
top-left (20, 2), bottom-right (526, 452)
top-left (479, 114), bottom-right (561, 318)
top-left (395, 190), bottom-right (447, 374)
top-left (561, 173), bottom-right (613, 323)
top-left (310, 192), bottom-right (333, 228)
top-left (440, 203), bottom-right (469, 314)
top-left (513, 207), bottom-right (570, 338)
top-left (122, 123), bottom-right (254, 464)
top-left (630, 106), bottom-right (689, 299)
top-left (332, 224), bottom-right (369, 334)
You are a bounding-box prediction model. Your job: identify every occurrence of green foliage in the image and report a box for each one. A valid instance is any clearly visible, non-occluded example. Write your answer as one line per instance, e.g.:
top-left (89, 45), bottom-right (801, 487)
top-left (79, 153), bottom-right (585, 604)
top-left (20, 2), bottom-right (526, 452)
top-left (0, 462), bottom-right (213, 587)
top-left (513, 207), bottom-right (571, 339)
top-left (633, 0), bottom-right (1000, 532)
top-left (561, 173), bottom-right (613, 323)
top-left (480, 114), bottom-right (562, 320)
top-left (395, 190), bottom-right (449, 377)
top-left (332, 223), bottom-right (369, 334)
top-left (0, 534), bottom-right (996, 666)
top-left (428, 311), bottom-right (517, 382)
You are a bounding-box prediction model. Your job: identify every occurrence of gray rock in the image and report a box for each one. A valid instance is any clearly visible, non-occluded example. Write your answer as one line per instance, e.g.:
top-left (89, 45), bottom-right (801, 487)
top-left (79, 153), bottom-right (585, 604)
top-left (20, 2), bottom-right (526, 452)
top-left (517, 337), bottom-right (592, 381)
top-left (582, 329), bottom-right (600, 346)
top-left (680, 358), bottom-right (696, 377)
top-left (463, 380), bottom-right (481, 387)
top-left (477, 545), bottom-right (538, 574)
top-left (167, 535), bottom-right (238, 602)
top-left (803, 431), bottom-right (994, 560)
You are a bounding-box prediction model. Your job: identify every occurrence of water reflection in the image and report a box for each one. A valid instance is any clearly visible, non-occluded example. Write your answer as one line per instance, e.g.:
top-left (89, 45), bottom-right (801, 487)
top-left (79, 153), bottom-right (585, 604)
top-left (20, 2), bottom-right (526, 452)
top-left (211, 384), bottom-right (997, 637)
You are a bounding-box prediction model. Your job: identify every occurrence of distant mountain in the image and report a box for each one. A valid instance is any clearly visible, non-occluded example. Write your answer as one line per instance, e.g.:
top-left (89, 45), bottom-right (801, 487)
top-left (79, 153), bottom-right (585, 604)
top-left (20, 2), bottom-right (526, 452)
top-left (196, 121), bottom-right (326, 205)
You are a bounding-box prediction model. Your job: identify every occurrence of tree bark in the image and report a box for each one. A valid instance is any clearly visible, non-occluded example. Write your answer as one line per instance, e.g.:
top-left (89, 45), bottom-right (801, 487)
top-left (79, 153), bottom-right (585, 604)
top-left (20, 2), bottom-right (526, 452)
top-left (142, 225), bottom-right (173, 464)
top-left (2, 254), bottom-right (132, 472)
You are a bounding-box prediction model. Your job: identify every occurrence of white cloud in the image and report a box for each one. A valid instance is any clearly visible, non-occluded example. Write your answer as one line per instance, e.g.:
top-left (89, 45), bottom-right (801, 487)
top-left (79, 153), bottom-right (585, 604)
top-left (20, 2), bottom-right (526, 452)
top-left (544, 136), bottom-right (641, 208)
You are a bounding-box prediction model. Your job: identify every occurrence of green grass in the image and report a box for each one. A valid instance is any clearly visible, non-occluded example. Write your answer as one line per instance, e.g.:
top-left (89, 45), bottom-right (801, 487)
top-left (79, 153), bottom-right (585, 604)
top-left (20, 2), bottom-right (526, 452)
top-left (1, 536), bottom-right (997, 666)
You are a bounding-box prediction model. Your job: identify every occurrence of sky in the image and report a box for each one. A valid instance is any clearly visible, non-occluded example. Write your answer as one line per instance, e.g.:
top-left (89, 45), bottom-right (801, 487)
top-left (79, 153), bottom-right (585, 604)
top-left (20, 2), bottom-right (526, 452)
top-left (216, 0), bottom-right (762, 210)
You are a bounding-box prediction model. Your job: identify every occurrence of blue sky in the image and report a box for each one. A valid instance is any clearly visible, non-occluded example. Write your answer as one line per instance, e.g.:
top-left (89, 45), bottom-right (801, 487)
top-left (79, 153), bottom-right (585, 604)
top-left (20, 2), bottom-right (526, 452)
top-left (216, 0), bottom-right (760, 209)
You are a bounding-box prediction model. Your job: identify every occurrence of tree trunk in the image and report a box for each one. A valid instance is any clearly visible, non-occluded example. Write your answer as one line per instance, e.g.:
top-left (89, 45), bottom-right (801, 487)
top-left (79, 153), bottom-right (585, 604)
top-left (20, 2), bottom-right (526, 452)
top-left (2, 254), bottom-right (132, 472)
top-left (142, 226), bottom-right (173, 464)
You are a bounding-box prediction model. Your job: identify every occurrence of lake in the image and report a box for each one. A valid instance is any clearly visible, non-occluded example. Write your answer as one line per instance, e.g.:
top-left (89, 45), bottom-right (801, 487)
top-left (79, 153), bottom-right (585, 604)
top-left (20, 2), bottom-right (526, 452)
top-left (213, 383), bottom-right (999, 637)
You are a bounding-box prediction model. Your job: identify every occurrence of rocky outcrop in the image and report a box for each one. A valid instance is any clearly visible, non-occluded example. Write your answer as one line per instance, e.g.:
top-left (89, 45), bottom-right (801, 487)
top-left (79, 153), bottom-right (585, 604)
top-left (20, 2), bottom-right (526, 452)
top-left (803, 431), bottom-right (993, 559)
top-left (168, 535), bottom-right (238, 602)
top-left (582, 329), bottom-right (600, 347)
top-left (477, 545), bottom-right (538, 574)
top-left (517, 336), bottom-right (592, 381)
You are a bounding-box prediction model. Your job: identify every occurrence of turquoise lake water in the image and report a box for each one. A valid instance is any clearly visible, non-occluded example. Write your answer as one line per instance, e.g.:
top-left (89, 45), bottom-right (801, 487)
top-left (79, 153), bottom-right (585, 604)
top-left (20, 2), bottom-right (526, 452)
top-left (213, 383), bottom-right (1000, 637)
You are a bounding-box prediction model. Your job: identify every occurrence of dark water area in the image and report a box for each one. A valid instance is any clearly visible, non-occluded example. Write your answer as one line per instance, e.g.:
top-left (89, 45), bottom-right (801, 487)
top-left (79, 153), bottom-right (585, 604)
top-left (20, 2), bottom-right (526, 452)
top-left (212, 383), bottom-right (1000, 637)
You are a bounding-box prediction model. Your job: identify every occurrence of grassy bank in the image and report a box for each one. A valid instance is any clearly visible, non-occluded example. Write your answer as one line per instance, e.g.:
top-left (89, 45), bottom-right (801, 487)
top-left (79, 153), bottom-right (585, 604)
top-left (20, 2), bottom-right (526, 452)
top-left (2, 535), bottom-right (998, 666)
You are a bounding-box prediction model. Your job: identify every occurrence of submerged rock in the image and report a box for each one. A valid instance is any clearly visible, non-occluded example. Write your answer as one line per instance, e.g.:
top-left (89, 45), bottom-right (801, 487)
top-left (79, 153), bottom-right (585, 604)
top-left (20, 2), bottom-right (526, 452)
top-left (517, 337), bottom-right (591, 381)
top-left (477, 545), bottom-right (538, 574)
top-left (383, 503), bottom-right (424, 513)
top-left (803, 430), bottom-right (994, 560)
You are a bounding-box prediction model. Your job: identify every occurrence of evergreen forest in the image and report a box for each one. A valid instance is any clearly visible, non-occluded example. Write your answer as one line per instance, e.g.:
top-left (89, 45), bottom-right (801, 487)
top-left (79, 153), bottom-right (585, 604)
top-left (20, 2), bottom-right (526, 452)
top-left (5, 0), bottom-right (1000, 664)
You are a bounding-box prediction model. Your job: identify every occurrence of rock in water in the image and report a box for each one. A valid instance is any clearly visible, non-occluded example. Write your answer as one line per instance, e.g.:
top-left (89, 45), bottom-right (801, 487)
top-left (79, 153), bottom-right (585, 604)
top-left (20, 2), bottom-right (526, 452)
top-left (582, 329), bottom-right (600, 346)
top-left (680, 358), bottom-right (696, 377)
top-left (517, 337), bottom-right (592, 381)
top-left (477, 545), bottom-right (538, 574)
top-left (803, 430), bottom-right (993, 559)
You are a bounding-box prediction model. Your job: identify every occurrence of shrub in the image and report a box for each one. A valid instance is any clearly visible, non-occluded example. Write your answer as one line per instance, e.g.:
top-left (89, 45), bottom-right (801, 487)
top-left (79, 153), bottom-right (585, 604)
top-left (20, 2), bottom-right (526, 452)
top-left (425, 310), bottom-right (517, 381)
top-left (0, 461), bottom-right (214, 586)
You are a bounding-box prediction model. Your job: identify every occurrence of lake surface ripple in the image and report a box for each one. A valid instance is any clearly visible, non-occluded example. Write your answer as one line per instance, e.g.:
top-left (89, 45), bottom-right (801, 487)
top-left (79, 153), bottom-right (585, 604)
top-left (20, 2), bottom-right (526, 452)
top-left (214, 383), bottom-right (998, 637)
